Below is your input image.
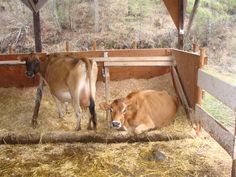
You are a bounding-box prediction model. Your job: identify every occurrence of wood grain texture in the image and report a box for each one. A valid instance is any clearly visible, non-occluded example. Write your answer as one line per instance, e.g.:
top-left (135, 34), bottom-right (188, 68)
top-left (172, 49), bottom-right (200, 108)
top-left (198, 69), bottom-right (236, 110)
top-left (195, 105), bottom-right (235, 157)
top-left (104, 61), bottom-right (173, 67)
top-left (0, 65), bottom-right (39, 87)
top-left (0, 50), bottom-right (171, 87)
top-left (0, 131), bottom-right (192, 144)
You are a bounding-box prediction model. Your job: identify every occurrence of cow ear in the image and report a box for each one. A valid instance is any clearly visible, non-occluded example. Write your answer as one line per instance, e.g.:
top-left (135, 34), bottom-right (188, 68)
top-left (99, 102), bottom-right (111, 110)
top-left (35, 54), bottom-right (40, 60)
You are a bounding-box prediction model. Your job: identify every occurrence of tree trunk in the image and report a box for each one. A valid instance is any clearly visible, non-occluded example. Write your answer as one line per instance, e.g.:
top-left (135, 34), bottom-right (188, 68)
top-left (0, 131), bottom-right (192, 144)
top-left (94, 0), bottom-right (99, 32)
top-left (52, 0), bottom-right (62, 33)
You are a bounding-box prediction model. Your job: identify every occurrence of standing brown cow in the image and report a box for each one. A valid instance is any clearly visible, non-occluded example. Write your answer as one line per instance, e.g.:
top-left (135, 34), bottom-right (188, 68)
top-left (100, 90), bottom-right (178, 134)
top-left (22, 53), bottom-right (98, 130)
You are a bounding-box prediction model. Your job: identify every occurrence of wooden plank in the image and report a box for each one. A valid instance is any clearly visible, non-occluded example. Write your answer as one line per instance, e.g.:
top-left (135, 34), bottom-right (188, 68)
top-left (178, 0), bottom-right (184, 49)
top-left (104, 61), bottom-right (173, 67)
top-left (172, 66), bottom-right (190, 111)
top-left (94, 56), bottom-right (173, 62)
top-left (20, 0), bottom-right (34, 11)
top-left (0, 66), bottom-right (39, 87)
top-left (35, 0), bottom-right (48, 11)
top-left (54, 49), bottom-right (171, 58)
top-left (172, 49), bottom-right (200, 108)
top-left (0, 49), bottom-right (170, 61)
top-left (198, 69), bottom-right (236, 110)
top-left (163, 0), bottom-right (179, 29)
top-left (0, 60), bottom-right (25, 65)
top-left (101, 67), bottom-right (170, 81)
top-left (0, 53), bottom-right (47, 61)
top-left (0, 131), bottom-right (192, 144)
top-left (195, 104), bottom-right (235, 157)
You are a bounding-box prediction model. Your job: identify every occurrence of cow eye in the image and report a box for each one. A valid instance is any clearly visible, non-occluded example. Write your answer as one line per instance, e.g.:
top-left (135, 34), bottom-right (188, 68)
top-left (122, 108), bottom-right (127, 113)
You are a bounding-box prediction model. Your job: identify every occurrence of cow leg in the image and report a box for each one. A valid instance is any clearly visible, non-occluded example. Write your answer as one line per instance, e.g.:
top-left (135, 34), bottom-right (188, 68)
top-left (88, 60), bottom-right (98, 130)
top-left (32, 78), bottom-right (44, 128)
top-left (71, 97), bottom-right (82, 131)
top-left (88, 96), bottom-right (97, 130)
top-left (53, 96), bottom-right (64, 118)
top-left (134, 118), bottom-right (155, 135)
top-left (65, 102), bottom-right (70, 114)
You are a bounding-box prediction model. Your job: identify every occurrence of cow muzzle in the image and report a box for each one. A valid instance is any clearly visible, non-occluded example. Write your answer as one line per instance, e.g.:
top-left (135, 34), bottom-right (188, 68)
top-left (25, 71), bottom-right (35, 78)
top-left (111, 121), bottom-right (122, 129)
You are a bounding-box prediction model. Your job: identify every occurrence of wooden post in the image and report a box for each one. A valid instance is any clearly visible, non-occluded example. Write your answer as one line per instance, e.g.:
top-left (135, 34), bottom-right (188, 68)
top-left (32, 0), bottom-right (43, 127)
top-left (65, 41), bottom-right (69, 52)
top-left (131, 41), bottom-right (137, 49)
top-left (92, 40), bottom-right (97, 50)
top-left (8, 46), bottom-right (13, 54)
top-left (231, 112), bottom-right (236, 177)
top-left (103, 52), bottom-right (110, 128)
top-left (178, 0), bottom-right (184, 50)
top-left (33, 2), bottom-right (42, 52)
top-left (186, 0), bottom-right (200, 37)
top-left (197, 48), bottom-right (205, 105)
top-left (195, 47), bottom-right (205, 135)
top-left (192, 43), bottom-right (199, 53)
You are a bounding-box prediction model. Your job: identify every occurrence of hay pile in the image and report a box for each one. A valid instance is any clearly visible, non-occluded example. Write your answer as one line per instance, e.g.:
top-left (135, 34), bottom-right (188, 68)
top-left (0, 73), bottom-right (232, 176)
top-left (0, 138), bottom-right (231, 177)
top-left (0, 73), bottom-right (187, 135)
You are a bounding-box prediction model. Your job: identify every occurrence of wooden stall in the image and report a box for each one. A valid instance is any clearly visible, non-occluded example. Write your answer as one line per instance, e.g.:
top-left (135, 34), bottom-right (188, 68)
top-left (0, 48), bottom-right (172, 87)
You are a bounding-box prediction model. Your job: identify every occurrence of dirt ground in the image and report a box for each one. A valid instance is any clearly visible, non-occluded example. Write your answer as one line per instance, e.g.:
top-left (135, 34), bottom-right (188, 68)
top-left (0, 74), bottom-right (232, 177)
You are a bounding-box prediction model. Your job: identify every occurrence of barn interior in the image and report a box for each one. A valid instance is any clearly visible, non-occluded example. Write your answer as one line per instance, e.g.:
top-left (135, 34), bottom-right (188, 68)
top-left (0, 0), bottom-right (234, 176)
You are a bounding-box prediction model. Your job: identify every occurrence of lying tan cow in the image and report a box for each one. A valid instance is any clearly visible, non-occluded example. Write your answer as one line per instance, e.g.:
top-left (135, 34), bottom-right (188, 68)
top-left (22, 53), bottom-right (98, 130)
top-left (100, 90), bottom-right (178, 134)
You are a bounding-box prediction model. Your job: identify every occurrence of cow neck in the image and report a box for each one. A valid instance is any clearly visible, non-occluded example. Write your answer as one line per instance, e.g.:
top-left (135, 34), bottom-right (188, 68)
top-left (39, 58), bottom-right (49, 78)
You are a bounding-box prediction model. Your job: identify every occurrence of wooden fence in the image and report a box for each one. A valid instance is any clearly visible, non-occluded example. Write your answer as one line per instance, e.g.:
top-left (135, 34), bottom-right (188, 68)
top-left (195, 69), bottom-right (236, 176)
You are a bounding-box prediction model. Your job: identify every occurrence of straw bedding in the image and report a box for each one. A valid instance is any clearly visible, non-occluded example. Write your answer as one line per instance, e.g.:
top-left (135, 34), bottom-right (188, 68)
top-left (0, 73), bottom-right (231, 176)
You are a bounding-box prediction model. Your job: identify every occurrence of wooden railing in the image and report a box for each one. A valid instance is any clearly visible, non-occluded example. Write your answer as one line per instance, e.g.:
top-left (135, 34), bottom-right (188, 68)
top-left (195, 69), bottom-right (236, 176)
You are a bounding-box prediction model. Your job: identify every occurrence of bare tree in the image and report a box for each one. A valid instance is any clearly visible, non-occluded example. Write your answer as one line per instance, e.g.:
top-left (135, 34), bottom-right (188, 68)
top-left (94, 0), bottom-right (99, 32)
top-left (52, 0), bottom-right (61, 33)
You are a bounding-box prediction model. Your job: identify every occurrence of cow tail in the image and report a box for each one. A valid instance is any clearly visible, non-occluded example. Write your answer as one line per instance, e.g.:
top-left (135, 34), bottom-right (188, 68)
top-left (80, 57), bottom-right (92, 96)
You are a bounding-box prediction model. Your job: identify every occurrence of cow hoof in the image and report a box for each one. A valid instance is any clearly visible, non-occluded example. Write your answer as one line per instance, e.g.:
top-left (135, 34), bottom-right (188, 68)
top-left (31, 121), bottom-right (38, 129)
top-left (87, 125), bottom-right (93, 130)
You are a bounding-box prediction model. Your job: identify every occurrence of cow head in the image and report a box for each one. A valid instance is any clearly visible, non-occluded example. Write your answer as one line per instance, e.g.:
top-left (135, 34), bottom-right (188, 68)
top-left (18, 54), bottom-right (40, 78)
top-left (100, 99), bottom-right (129, 129)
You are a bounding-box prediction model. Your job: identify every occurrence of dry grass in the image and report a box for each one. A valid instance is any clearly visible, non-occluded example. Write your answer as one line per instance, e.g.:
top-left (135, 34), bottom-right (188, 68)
top-left (0, 73), bottom-right (232, 176)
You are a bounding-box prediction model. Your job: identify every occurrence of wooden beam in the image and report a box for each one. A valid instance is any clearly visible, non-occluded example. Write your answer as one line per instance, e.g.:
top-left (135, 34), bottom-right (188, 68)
top-left (172, 49), bottom-right (200, 108)
top-left (163, 0), bottom-right (179, 29)
top-left (198, 69), bottom-right (236, 110)
top-left (20, 0), bottom-right (48, 12)
top-left (94, 56), bottom-right (173, 62)
top-left (104, 61), bottom-right (173, 67)
top-left (0, 131), bottom-right (192, 144)
top-left (186, 0), bottom-right (200, 36)
top-left (0, 60), bottom-right (25, 65)
top-left (0, 49), bottom-right (171, 61)
top-left (35, 0), bottom-right (48, 11)
top-left (232, 112), bottom-right (236, 177)
top-left (33, 3), bottom-right (42, 52)
top-left (172, 66), bottom-right (190, 112)
top-left (197, 48), bottom-right (205, 105)
top-left (195, 105), bottom-right (235, 157)
top-left (178, 0), bottom-right (184, 49)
